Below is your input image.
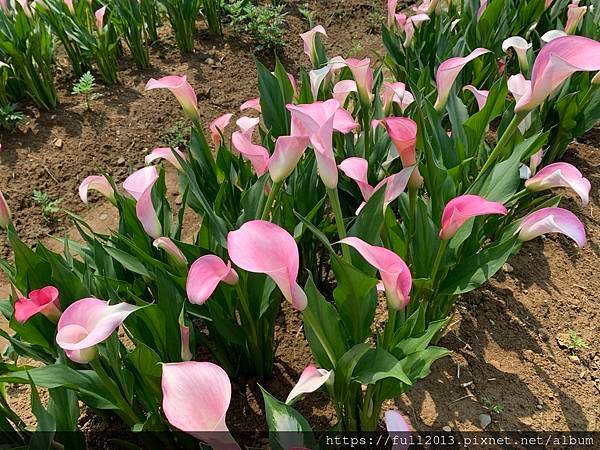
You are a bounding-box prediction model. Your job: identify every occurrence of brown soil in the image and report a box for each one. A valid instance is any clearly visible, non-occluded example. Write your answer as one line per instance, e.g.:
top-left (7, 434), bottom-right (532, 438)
top-left (1, 0), bottom-right (598, 445)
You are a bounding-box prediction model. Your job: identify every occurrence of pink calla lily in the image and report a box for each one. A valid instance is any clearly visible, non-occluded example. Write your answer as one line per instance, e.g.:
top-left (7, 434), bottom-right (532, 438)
top-left (338, 157), bottom-right (374, 201)
top-left (515, 36), bottom-right (600, 112)
top-left (477, 0), bottom-right (488, 21)
top-left (145, 147), bottom-right (186, 171)
top-left (287, 99), bottom-right (341, 189)
top-left (382, 82), bottom-right (414, 114)
top-left (541, 30), bottom-right (567, 44)
top-left (434, 48), bottom-right (490, 111)
top-left (162, 362), bottom-right (239, 449)
top-left (228, 220), bottom-right (307, 311)
top-left (300, 25), bottom-right (327, 67)
top-left (565, 0), bottom-right (587, 35)
top-left (387, 0), bottom-right (398, 27)
top-left (463, 85), bottom-right (489, 110)
top-left (381, 117), bottom-right (423, 188)
top-left (236, 116), bottom-right (260, 136)
top-left (0, 0), bottom-right (9, 12)
top-left (268, 135), bottom-right (310, 183)
top-left (502, 36), bottom-right (532, 72)
top-left (64, 0), bottom-right (74, 14)
top-left (339, 237), bottom-right (412, 310)
top-left (186, 255), bottom-right (239, 305)
top-left (333, 108), bottom-right (359, 133)
top-left (395, 13), bottom-right (408, 28)
top-left (344, 58), bottom-right (373, 104)
top-left (79, 175), bottom-right (115, 204)
top-left (240, 98), bottom-right (261, 113)
top-left (0, 190), bottom-right (11, 229)
top-left (179, 318), bottom-right (193, 361)
top-left (231, 131), bottom-right (269, 176)
top-left (56, 298), bottom-right (140, 363)
top-left (145, 76), bottom-right (199, 122)
top-left (403, 14), bottom-right (430, 47)
top-left (153, 237), bottom-right (187, 266)
top-left (385, 411), bottom-right (412, 450)
top-left (17, 0), bottom-right (32, 17)
top-left (529, 149), bottom-right (544, 175)
top-left (95, 6), bottom-right (106, 33)
top-left (14, 286), bottom-right (61, 324)
top-left (309, 65), bottom-right (332, 99)
top-left (525, 162), bottom-right (591, 206)
top-left (209, 113), bottom-right (233, 147)
top-left (333, 80), bottom-right (357, 106)
top-left (123, 166), bottom-right (159, 201)
top-left (517, 207), bottom-right (586, 247)
top-left (286, 364), bottom-right (331, 404)
top-left (439, 195), bottom-right (507, 240)
top-left (136, 182), bottom-right (162, 239)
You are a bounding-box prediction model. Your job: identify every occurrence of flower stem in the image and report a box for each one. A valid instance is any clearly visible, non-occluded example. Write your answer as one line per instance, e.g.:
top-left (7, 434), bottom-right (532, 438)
top-left (430, 239), bottom-right (449, 288)
top-left (260, 181), bottom-right (283, 220)
top-left (327, 187), bottom-right (351, 262)
top-left (476, 111), bottom-right (527, 182)
top-left (235, 284), bottom-right (264, 379)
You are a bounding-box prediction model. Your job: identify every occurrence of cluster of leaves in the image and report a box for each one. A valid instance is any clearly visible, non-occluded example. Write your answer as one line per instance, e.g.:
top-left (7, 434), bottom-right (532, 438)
top-left (72, 71), bottom-right (102, 110)
top-left (224, 0), bottom-right (287, 50)
top-left (32, 190), bottom-right (62, 220)
top-left (0, 103), bottom-right (25, 131)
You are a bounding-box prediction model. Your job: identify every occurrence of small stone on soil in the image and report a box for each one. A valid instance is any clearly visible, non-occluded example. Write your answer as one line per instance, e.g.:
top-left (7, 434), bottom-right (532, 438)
top-left (206, 57), bottom-right (215, 65)
top-left (117, 157), bottom-right (126, 165)
top-left (478, 413), bottom-right (492, 429)
top-left (99, 213), bottom-right (108, 221)
top-left (442, 426), bottom-right (452, 432)
top-left (54, 138), bottom-right (63, 148)
top-left (502, 263), bottom-right (514, 273)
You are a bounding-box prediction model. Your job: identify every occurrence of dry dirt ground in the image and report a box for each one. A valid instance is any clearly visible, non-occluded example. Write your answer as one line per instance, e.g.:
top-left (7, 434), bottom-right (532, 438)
top-left (0, 0), bottom-right (598, 442)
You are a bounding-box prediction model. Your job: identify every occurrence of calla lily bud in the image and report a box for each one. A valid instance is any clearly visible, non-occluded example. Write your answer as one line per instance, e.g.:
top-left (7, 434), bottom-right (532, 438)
top-left (300, 25), bottom-right (327, 68)
top-left (0, 190), bottom-right (12, 229)
top-left (268, 136), bottom-right (310, 183)
top-left (502, 36), bottom-right (532, 73)
top-left (525, 162), bottom-right (591, 206)
top-left (153, 237), bottom-right (188, 266)
top-left (381, 117), bottom-right (423, 188)
top-left (95, 6), bottom-right (106, 33)
top-left (565, 0), bottom-right (587, 35)
top-left (517, 207), bottom-right (585, 247)
top-left (344, 58), bottom-right (373, 105)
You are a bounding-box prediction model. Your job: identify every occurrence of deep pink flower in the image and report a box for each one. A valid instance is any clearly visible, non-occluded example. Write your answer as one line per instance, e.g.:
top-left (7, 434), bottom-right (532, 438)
top-left (339, 237), bottom-right (412, 310)
top-left (381, 117), bottom-right (422, 188)
top-left (518, 207), bottom-right (585, 247)
top-left (14, 286), bottom-right (61, 324)
top-left (228, 220), bottom-right (307, 310)
top-left (439, 195), bottom-right (507, 240)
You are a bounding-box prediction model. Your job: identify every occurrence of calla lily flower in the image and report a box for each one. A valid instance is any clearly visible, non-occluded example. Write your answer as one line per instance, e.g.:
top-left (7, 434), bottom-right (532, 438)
top-left (64, 0), bottom-right (74, 14)
top-left (439, 195), bottom-right (507, 240)
top-left (145, 147), bottom-right (186, 171)
top-left (287, 99), bottom-right (341, 189)
top-left (344, 58), bottom-right (373, 104)
top-left (309, 65), bottom-right (332, 99)
top-left (300, 25), bottom-right (327, 67)
top-left (541, 29), bottom-right (567, 44)
top-left (434, 48), bottom-right (490, 111)
top-left (529, 149), bottom-right (544, 175)
top-left (153, 237), bottom-right (187, 266)
top-left (403, 14), bottom-right (430, 47)
top-left (395, 13), bottom-right (408, 28)
top-left (515, 36), bottom-right (600, 113)
top-left (517, 207), bottom-right (585, 247)
top-left (382, 82), bottom-right (414, 114)
top-left (56, 298), bottom-right (140, 363)
top-left (17, 0), bottom-right (32, 17)
top-left (236, 116), bottom-right (260, 136)
top-left (333, 80), bottom-right (357, 106)
top-left (186, 255), bottom-right (239, 305)
top-left (525, 162), bottom-right (591, 206)
top-left (15, 286), bottom-right (61, 324)
top-left (338, 157), bottom-right (413, 213)
top-left (385, 411), bottom-right (412, 450)
top-left (502, 36), bottom-right (532, 72)
top-left (136, 181), bottom-right (162, 239)
top-left (228, 220), bottom-right (307, 310)
top-left (231, 131), bottom-right (269, 176)
top-left (333, 108), bottom-right (359, 133)
top-left (240, 97), bottom-right (261, 112)
top-left (381, 117), bottom-right (423, 188)
top-left (79, 175), bottom-right (115, 204)
top-left (387, 0), bottom-right (398, 27)
top-left (476, 0), bottom-right (488, 21)
top-left (162, 362), bottom-right (239, 449)
top-left (209, 113), bottom-right (233, 147)
top-left (268, 136), bottom-right (310, 183)
top-left (507, 74), bottom-right (533, 133)
top-left (286, 364), bottom-right (331, 404)
top-left (123, 166), bottom-right (159, 201)
top-left (565, 0), bottom-right (587, 35)
top-left (0, 0), bottom-right (9, 12)
top-left (179, 318), bottom-right (193, 361)
top-left (339, 237), bottom-right (412, 310)
top-left (0, 190), bottom-right (12, 229)
top-left (463, 85), bottom-right (489, 110)
top-left (95, 6), bottom-right (106, 33)
top-left (145, 76), bottom-right (199, 122)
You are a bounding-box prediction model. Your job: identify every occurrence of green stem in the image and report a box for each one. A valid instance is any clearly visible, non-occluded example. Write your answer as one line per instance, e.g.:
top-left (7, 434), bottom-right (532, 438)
top-left (381, 307), bottom-right (397, 349)
top-left (407, 186), bottom-right (417, 262)
top-left (476, 111), bottom-right (527, 182)
top-left (235, 284), bottom-right (264, 379)
top-left (89, 358), bottom-right (141, 426)
top-left (260, 181), bottom-right (283, 220)
top-left (430, 239), bottom-right (449, 288)
top-left (327, 187), bottom-right (351, 262)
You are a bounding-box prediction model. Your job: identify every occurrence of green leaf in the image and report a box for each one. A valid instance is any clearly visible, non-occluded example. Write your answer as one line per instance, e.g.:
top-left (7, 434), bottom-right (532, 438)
top-left (104, 246), bottom-right (151, 278)
top-left (400, 346), bottom-right (451, 381)
top-left (256, 59), bottom-right (289, 138)
top-left (353, 348), bottom-right (412, 385)
top-left (261, 386), bottom-right (315, 450)
top-left (333, 343), bottom-right (371, 403)
top-left (28, 374), bottom-right (56, 450)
